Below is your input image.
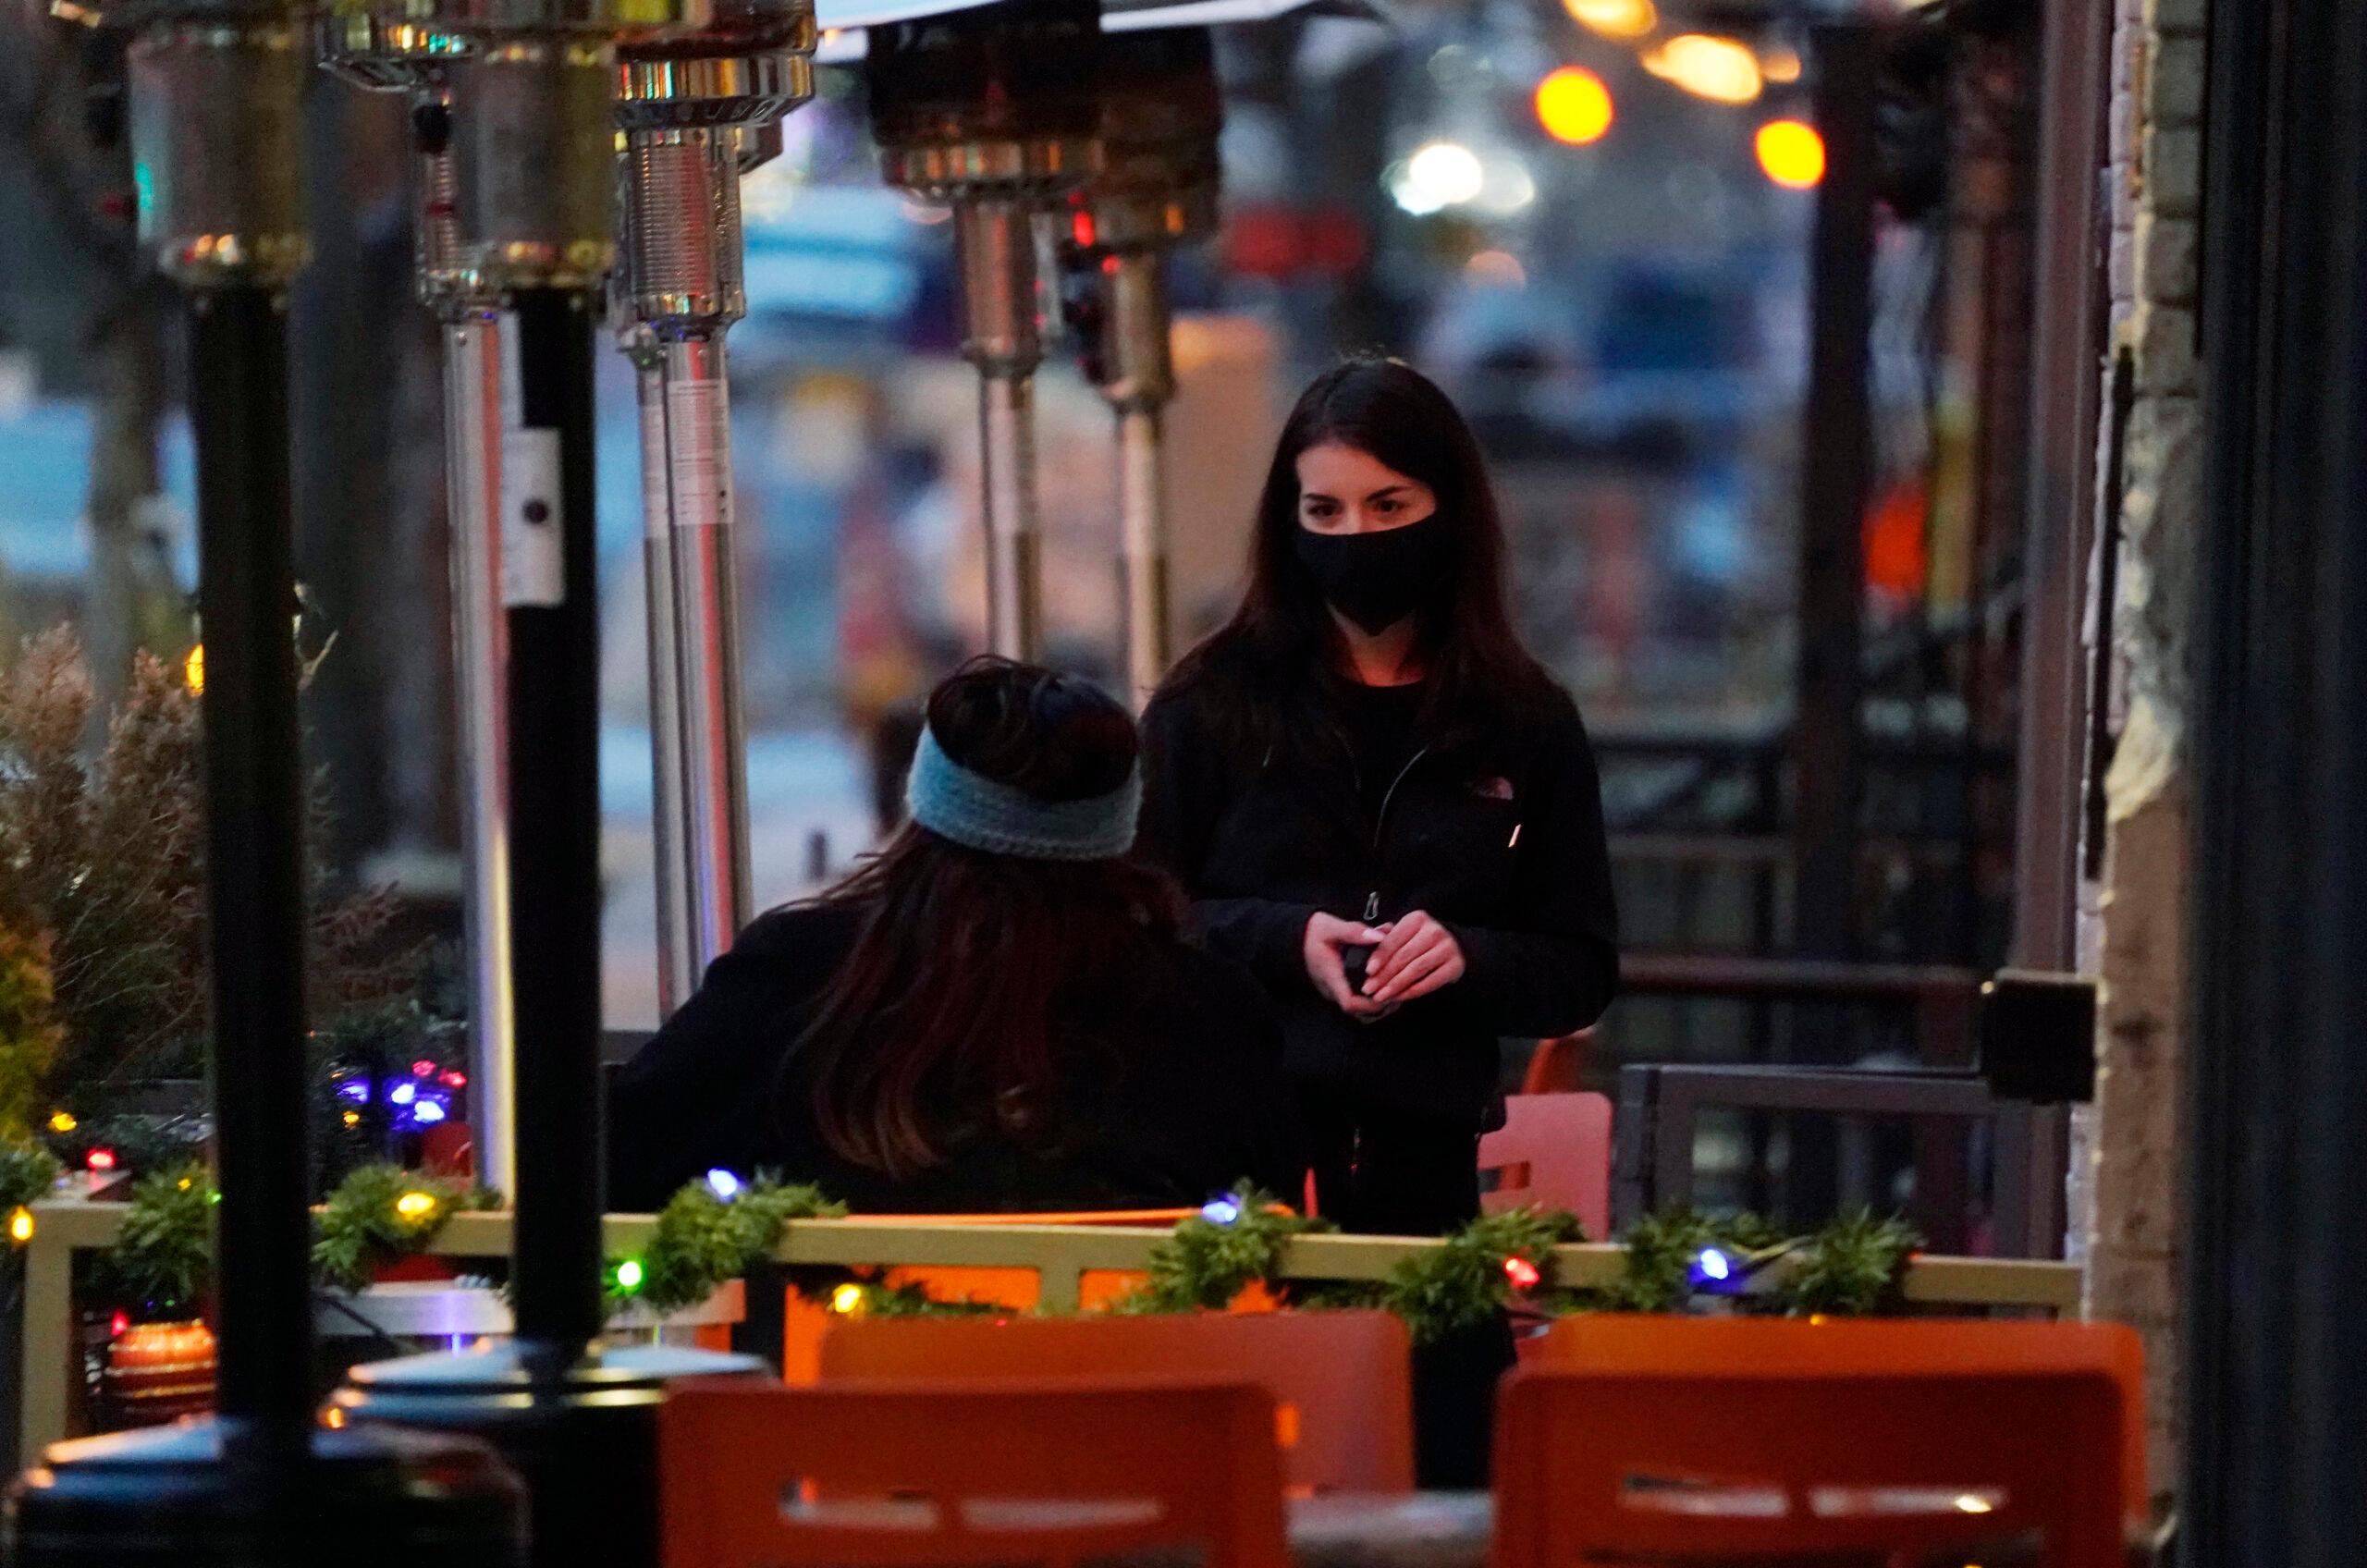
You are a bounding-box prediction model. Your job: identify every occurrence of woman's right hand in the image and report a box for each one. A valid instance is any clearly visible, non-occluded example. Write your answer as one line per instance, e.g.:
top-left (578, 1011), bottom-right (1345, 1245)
top-left (1304, 912), bottom-right (1392, 1021)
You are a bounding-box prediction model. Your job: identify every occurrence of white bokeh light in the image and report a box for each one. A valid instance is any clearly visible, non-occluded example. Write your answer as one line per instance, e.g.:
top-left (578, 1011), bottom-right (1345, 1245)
top-left (1404, 141), bottom-right (1486, 209)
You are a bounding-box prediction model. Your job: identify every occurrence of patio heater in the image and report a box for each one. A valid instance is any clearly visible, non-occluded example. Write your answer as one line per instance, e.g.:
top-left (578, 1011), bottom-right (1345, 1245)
top-left (327, 10), bottom-right (765, 1567)
top-left (1059, 24), bottom-right (1220, 707)
top-left (318, 19), bottom-right (521, 1195)
top-left (4, 2), bottom-right (528, 1562)
top-left (615, 2), bottom-right (815, 1014)
top-left (865, 0), bottom-right (1104, 660)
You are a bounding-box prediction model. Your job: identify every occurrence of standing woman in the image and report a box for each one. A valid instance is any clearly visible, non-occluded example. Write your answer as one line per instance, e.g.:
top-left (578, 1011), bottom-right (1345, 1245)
top-left (1140, 356), bottom-right (1619, 1239)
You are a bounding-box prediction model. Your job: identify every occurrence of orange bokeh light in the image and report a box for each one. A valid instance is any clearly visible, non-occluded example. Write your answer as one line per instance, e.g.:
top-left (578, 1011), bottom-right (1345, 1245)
top-left (1756, 118), bottom-right (1826, 188)
top-left (1535, 67), bottom-right (1615, 145)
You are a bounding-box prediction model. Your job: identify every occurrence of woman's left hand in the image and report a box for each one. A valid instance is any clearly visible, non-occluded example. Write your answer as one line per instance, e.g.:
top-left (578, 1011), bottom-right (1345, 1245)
top-left (1362, 911), bottom-right (1467, 1006)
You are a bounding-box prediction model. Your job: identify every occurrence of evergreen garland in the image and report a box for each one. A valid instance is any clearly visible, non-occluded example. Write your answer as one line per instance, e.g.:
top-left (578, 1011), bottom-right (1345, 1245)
top-left (1375, 1207), bottom-right (1585, 1342)
top-left (92, 1154), bottom-right (1924, 1341)
top-left (617, 1176), bottom-right (845, 1317)
top-left (313, 1164), bottom-right (498, 1293)
top-left (0, 1139), bottom-right (61, 1215)
top-left (1128, 1188), bottom-right (1331, 1313)
top-left (1596, 1208), bottom-right (1786, 1313)
top-left (106, 1164), bottom-right (215, 1316)
top-left (1774, 1208), bottom-right (1921, 1317)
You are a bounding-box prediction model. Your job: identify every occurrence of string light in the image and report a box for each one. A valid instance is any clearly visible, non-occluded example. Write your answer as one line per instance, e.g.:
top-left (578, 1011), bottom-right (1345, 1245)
top-left (177, 1176), bottom-right (191, 1191)
top-left (615, 1258), bottom-right (644, 1293)
top-left (705, 1169), bottom-right (742, 1201)
top-left (440, 1071), bottom-right (468, 1088)
top-left (86, 1148), bottom-right (117, 1174)
top-left (829, 1282), bottom-right (867, 1315)
top-left (394, 1191), bottom-right (437, 1219)
top-left (1562, 0), bottom-right (1655, 41)
top-left (1755, 119), bottom-right (1826, 188)
top-left (1503, 1256), bottom-right (1542, 1291)
top-left (1535, 67), bottom-right (1615, 145)
top-left (109, 1311), bottom-right (130, 1338)
top-left (46, 1111), bottom-right (75, 1134)
top-left (343, 1110), bottom-right (362, 1128)
top-left (1641, 34), bottom-right (1762, 104)
top-left (1691, 1246), bottom-right (1733, 1283)
top-left (411, 1060), bottom-right (437, 1078)
top-left (1398, 141), bottom-right (1486, 214)
top-left (1954, 1494), bottom-right (1996, 1515)
top-left (412, 1100), bottom-right (447, 1125)
top-left (8, 1207), bottom-right (33, 1244)
top-left (389, 1084), bottom-right (417, 1107)
top-left (1199, 1195), bottom-right (1244, 1227)
top-left (183, 643), bottom-right (203, 694)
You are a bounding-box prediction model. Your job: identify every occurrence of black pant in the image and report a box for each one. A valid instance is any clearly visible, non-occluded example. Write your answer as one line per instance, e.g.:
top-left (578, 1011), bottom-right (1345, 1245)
top-left (1302, 1094), bottom-right (1510, 1488)
top-left (1305, 1098), bottom-right (1484, 1237)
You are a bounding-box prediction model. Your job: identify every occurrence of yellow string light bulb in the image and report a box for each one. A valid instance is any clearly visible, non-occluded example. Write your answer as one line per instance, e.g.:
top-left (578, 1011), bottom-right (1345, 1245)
top-left (9, 1207), bottom-right (34, 1244)
top-left (46, 1111), bottom-right (75, 1134)
top-left (1562, 0), bottom-right (1655, 41)
top-left (184, 643), bottom-right (204, 695)
top-left (343, 1109), bottom-right (362, 1128)
top-left (394, 1191), bottom-right (436, 1219)
top-left (1755, 118), bottom-right (1826, 189)
top-left (830, 1283), bottom-right (867, 1316)
top-left (1535, 67), bottom-right (1615, 145)
top-left (1641, 33), bottom-right (1763, 104)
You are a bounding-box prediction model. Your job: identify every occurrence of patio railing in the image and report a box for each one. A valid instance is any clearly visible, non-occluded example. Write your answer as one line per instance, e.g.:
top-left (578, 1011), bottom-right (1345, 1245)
top-left (12, 1200), bottom-right (2084, 1459)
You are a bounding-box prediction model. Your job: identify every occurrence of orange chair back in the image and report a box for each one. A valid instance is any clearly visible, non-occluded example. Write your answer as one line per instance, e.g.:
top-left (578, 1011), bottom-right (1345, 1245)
top-left (659, 1375), bottom-right (1290, 1568)
top-left (1501, 1326), bottom-right (2128, 1568)
top-left (1535, 1315), bottom-right (2149, 1521)
top-left (1477, 1093), bottom-right (1613, 1238)
top-left (819, 1309), bottom-right (1416, 1494)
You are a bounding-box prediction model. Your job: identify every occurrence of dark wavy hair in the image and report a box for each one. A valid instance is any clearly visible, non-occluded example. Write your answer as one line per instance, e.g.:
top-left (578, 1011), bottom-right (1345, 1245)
top-left (1164, 355), bottom-right (1559, 754)
top-left (791, 658), bottom-right (1182, 1180)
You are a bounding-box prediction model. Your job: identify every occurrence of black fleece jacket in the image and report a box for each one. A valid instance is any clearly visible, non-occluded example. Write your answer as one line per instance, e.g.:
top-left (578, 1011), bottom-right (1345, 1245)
top-left (607, 901), bottom-right (1307, 1214)
top-left (1137, 675), bottom-right (1620, 1123)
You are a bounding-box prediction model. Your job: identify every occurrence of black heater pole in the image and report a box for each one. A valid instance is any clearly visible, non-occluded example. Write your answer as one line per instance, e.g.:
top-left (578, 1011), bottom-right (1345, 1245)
top-left (503, 287), bottom-right (607, 1355)
top-left (187, 285), bottom-right (314, 1459)
top-left (5, 14), bottom-right (528, 1562)
top-left (332, 43), bottom-right (763, 1566)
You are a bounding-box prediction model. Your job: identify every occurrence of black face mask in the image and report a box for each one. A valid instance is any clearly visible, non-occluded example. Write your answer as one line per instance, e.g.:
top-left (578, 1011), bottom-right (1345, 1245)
top-left (1294, 513), bottom-right (1453, 635)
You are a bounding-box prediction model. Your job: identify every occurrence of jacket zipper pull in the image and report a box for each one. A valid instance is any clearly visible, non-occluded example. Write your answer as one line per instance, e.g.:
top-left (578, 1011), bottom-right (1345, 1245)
top-left (1363, 891), bottom-right (1380, 925)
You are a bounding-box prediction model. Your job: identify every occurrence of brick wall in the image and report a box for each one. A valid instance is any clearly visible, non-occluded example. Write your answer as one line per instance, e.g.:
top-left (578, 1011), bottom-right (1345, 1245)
top-left (2082, 0), bottom-right (2203, 1512)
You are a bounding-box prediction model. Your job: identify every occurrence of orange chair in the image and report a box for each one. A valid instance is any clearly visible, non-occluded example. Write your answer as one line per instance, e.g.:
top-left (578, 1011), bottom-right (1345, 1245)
top-left (1477, 1093), bottom-right (1613, 1238)
top-left (658, 1375), bottom-right (1290, 1568)
top-left (1500, 1324), bottom-right (2128, 1568)
top-left (819, 1309), bottom-right (1416, 1494)
top-left (1535, 1316), bottom-right (2150, 1526)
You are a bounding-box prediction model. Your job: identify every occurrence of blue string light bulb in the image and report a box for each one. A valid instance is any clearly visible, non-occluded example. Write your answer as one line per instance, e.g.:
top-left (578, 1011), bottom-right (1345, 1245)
top-left (705, 1169), bottom-right (742, 1202)
top-left (1687, 1239), bottom-right (1797, 1296)
top-left (1199, 1194), bottom-right (1244, 1227)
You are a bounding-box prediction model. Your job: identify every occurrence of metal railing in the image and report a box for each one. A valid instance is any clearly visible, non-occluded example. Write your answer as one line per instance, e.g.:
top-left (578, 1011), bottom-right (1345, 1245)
top-left (12, 1199), bottom-right (2083, 1459)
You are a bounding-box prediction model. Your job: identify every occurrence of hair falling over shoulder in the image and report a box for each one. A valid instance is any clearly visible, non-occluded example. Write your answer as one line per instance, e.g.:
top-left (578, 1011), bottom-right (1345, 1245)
top-left (789, 659), bottom-right (1183, 1180)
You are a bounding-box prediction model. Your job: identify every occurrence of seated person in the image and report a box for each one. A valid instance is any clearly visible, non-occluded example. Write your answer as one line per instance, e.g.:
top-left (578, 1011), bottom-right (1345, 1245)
top-left (608, 657), bottom-right (1306, 1214)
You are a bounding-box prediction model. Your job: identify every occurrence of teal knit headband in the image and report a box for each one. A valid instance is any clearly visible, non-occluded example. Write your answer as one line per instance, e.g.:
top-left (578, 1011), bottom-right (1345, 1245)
top-left (905, 726), bottom-right (1141, 862)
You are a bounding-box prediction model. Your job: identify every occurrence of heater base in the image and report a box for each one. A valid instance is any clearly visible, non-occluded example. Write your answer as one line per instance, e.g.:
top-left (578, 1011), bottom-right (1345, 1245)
top-left (4, 1416), bottom-right (528, 1567)
top-left (335, 1341), bottom-right (764, 1568)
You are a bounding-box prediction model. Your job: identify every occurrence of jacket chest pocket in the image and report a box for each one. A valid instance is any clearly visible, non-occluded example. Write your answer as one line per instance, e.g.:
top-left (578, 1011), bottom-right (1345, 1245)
top-left (1392, 790), bottom-right (1523, 913)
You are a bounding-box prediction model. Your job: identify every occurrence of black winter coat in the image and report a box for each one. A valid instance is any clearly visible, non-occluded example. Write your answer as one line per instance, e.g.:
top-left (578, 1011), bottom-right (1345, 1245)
top-left (607, 901), bottom-right (1307, 1214)
top-left (1137, 676), bottom-right (1620, 1122)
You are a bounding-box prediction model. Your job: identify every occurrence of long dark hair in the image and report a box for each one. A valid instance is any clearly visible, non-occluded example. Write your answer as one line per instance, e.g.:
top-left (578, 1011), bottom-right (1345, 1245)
top-left (1166, 355), bottom-right (1559, 754)
top-left (791, 658), bottom-right (1182, 1180)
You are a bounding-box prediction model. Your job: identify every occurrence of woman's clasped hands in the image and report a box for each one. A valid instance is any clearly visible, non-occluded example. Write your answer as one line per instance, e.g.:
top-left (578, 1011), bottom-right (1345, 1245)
top-left (1302, 909), bottom-right (1468, 1023)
